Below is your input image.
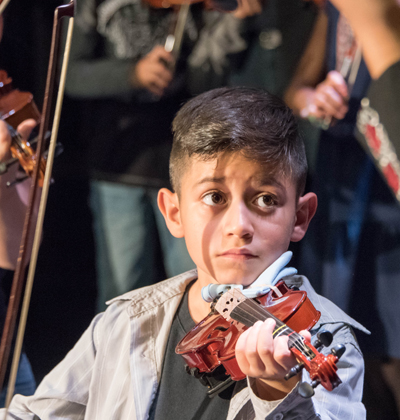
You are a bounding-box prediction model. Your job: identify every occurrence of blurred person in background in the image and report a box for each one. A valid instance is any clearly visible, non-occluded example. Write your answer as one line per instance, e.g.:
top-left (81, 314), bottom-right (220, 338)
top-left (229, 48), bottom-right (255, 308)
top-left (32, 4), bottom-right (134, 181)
top-left (285, 0), bottom-right (400, 418)
top-left (65, 0), bottom-right (249, 311)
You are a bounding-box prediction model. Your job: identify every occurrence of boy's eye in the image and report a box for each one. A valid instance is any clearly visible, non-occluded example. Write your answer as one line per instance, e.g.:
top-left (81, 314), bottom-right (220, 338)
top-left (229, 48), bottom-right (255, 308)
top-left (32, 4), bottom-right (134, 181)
top-left (255, 194), bottom-right (277, 209)
top-left (202, 192), bottom-right (225, 206)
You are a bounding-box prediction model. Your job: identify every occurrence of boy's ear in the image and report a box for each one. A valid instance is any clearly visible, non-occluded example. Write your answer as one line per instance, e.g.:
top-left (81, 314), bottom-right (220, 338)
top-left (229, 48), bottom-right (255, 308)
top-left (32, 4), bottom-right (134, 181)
top-left (157, 188), bottom-right (184, 238)
top-left (290, 192), bottom-right (318, 242)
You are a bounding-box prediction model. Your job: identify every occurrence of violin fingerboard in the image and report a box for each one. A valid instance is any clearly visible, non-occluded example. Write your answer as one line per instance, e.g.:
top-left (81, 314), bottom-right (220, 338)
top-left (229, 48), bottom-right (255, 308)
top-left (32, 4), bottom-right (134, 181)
top-left (215, 289), bottom-right (282, 327)
top-left (214, 289), bottom-right (305, 346)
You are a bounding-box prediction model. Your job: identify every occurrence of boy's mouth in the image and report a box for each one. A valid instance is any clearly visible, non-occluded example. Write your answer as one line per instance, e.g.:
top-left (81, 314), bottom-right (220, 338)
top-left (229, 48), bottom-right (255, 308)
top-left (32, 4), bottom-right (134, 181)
top-left (220, 248), bottom-right (257, 260)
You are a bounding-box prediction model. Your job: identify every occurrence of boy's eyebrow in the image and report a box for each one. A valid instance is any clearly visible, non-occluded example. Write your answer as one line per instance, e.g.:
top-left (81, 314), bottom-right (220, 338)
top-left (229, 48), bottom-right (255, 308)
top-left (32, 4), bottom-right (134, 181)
top-left (196, 176), bottom-right (226, 185)
top-left (255, 174), bottom-right (285, 189)
top-left (196, 175), bottom-right (285, 189)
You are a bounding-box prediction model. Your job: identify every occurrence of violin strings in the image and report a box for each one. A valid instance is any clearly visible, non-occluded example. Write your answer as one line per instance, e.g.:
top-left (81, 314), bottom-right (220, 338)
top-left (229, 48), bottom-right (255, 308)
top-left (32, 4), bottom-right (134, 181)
top-left (229, 299), bottom-right (313, 357)
top-left (217, 290), bottom-right (312, 356)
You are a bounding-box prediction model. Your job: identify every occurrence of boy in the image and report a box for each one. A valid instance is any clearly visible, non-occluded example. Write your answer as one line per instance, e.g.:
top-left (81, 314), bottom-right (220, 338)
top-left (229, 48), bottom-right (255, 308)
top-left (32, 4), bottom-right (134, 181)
top-left (0, 87), bottom-right (367, 419)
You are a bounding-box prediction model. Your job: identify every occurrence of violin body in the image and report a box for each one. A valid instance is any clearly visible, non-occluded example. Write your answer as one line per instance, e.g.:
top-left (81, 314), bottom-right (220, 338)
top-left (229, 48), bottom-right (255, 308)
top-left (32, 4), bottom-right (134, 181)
top-left (0, 69), bottom-right (45, 186)
top-left (176, 280), bottom-right (321, 381)
top-left (0, 70), bottom-right (41, 126)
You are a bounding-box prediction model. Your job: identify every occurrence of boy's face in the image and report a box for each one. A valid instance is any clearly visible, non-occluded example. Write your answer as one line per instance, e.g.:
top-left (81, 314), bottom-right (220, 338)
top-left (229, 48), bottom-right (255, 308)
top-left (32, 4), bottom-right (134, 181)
top-left (159, 152), bottom-right (316, 288)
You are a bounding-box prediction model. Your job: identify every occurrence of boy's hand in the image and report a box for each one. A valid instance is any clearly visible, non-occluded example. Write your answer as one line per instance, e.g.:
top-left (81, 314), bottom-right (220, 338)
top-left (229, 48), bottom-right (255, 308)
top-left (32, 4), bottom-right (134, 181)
top-left (131, 45), bottom-right (174, 97)
top-left (236, 319), bottom-right (311, 400)
top-left (301, 70), bottom-right (349, 121)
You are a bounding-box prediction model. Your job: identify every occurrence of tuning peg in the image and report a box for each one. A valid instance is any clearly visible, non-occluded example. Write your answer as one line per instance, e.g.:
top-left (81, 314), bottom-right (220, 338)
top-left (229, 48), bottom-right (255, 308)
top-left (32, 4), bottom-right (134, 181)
top-left (298, 379), bottom-right (320, 398)
top-left (0, 161), bottom-right (7, 175)
top-left (284, 362), bottom-right (305, 380)
top-left (0, 157), bottom-right (18, 175)
top-left (7, 175), bottom-right (29, 187)
top-left (331, 344), bottom-right (346, 359)
top-left (312, 330), bottom-right (333, 349)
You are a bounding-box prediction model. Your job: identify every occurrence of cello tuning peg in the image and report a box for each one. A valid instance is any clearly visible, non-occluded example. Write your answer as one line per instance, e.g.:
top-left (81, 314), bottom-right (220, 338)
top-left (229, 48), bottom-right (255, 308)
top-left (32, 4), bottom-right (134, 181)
top-left (312, 330), bottom-right (333, 349)
top-left (331, 344), bottom-right (346, 359)
top-left (284, 362), bottom-right (305, 380)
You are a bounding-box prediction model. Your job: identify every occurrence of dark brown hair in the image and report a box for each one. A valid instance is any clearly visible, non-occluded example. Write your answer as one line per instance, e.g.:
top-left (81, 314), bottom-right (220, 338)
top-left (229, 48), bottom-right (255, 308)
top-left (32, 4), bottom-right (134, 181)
top-left (170, 87), bottom-right (307, 197)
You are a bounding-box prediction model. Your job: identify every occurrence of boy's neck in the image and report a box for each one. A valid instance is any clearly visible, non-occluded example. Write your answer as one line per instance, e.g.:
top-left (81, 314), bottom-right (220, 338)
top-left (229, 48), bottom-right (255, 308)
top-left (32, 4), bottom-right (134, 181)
top-left (188, 279), bottom-right (213, 323)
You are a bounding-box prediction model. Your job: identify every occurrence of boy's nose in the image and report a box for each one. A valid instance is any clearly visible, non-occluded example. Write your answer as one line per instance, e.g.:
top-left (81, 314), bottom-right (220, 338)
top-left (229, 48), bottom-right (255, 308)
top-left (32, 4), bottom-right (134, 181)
top-left (223, 202), bottom-right (254, 239)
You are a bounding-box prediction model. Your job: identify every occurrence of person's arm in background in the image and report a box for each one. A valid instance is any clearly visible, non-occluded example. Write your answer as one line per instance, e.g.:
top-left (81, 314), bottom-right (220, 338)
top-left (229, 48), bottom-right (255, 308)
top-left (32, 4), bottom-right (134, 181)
top-left (0, 120), bottom-right (37, 270)
top-left (284, 9), bottom-right (348, 123)
top-left (333, 0), bottom-right (400, 201)
top-left (329, 0), bottom-right (400, 80)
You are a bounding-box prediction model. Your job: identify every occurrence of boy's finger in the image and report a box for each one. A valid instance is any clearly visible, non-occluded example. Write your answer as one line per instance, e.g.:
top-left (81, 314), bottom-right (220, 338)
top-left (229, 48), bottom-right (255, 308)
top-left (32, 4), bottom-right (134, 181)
top-left (235, 327), bottom-right (251, 373)
top-left (243, 321), bottom-right (266, 374)
top-left (273, 336), bottom-right (295, 372)
top-left (299, 330), bottom-right (311, 342)
top-left (256, 318), bottom-right (275, 359)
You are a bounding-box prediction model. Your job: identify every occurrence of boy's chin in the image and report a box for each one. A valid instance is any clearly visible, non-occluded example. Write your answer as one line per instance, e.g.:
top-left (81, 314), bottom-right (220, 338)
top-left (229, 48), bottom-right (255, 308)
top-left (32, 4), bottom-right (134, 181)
top-left (212, 268), bottom-right (259, 287)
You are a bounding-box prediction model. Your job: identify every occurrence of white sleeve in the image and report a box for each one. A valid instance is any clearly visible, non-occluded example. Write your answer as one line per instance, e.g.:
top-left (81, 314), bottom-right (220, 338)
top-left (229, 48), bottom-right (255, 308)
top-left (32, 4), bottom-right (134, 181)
top-left (0, 313), bottom-right (104, 420)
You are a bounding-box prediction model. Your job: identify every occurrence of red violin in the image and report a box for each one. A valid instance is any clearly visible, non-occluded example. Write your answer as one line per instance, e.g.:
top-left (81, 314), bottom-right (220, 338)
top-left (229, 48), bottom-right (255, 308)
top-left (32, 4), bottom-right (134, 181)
top-left (176, 281), bottom-right (345, 398)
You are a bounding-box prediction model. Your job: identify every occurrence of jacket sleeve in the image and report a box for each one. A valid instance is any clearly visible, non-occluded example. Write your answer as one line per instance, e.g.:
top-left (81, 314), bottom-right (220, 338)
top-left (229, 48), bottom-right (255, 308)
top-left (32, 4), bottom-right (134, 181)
top-left (248, 322), bottom-right (366, 419)
top-left (0, 312), bottom-right (104, 420)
